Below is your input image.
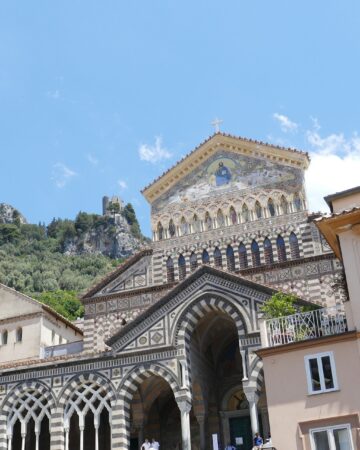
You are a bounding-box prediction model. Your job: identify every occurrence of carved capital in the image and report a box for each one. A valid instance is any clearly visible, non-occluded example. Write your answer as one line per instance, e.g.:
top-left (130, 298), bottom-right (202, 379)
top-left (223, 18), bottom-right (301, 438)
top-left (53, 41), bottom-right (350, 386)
top-left (177, 399), bottom-right (192, 414)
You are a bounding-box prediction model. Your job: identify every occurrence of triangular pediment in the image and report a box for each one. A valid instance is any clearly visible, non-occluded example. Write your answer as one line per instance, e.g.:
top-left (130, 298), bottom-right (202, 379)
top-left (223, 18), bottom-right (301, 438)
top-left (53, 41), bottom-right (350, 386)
top-left (82, 249), bottom-right (153, 299)
top-left (107, 266), bottom-right (277, 355)
top-left (142, 133), bottom-right (309, 205)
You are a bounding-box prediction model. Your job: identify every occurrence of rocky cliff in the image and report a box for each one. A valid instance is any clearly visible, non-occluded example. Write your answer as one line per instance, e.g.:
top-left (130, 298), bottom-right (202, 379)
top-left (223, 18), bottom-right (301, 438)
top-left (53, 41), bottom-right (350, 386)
top-left (0, 203), bottom-right (27, 224)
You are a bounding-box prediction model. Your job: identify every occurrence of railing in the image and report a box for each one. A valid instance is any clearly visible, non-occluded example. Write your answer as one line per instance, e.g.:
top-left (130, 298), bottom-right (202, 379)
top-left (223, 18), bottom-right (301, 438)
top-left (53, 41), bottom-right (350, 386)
top-left (266, 306), bottom-right (347, 347)
top-left (42, 340), bottom-right (84, 358)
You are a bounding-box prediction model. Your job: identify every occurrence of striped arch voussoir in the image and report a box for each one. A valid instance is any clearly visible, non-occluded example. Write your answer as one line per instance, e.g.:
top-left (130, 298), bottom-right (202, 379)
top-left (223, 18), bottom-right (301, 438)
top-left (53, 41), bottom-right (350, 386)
top-left (58, 372), bottom-right (117, 408)
top-left (2, 380), bottom-right (55, 414)
top-left (247, 357), bottom-right (264, 394)
top-left (175, 295), bottom-right (247, 348)
top-left (119, 363), bottom-right (181, 404)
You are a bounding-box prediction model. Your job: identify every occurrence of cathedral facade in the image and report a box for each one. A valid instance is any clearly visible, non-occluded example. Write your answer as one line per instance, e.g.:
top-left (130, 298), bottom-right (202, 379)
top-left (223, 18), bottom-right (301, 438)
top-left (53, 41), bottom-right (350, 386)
top-left (0, 133), bottom-right (342, 450)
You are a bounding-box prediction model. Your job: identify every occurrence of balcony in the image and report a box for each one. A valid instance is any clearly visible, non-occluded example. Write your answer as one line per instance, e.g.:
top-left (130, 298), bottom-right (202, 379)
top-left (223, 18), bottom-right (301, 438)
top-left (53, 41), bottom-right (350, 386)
top-left (264, 306), bottom-right (348, 347)
top-left (42, 340), bottom-right (84, 358)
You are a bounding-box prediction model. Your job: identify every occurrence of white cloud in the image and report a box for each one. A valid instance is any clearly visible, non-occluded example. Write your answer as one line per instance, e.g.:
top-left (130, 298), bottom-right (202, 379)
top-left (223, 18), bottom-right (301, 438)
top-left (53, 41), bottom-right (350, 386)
top-left (273, 113), bottom-right (298, 133)
top-left (52, 163), bottom-right (77, 188)
top-left (87, 154), bottom-right (99, 166)
top-left (118, 179), bottom-right (128, 190)
top-left (305, 126), bottom-right (360, 212)
top-left (138, 136), bottom-right (172, 163)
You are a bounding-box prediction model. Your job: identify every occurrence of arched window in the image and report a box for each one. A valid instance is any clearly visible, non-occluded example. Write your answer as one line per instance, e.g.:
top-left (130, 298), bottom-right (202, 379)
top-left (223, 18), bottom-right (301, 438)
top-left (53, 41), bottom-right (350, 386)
top-left (166, 257), bottom-right (175, 283)
top-left (255, 201), bottom-right (262, 219)
top-left (251, 240), bottom-right (261, 267)
top-left (229, 206), bottom-right (238, 225)
top-left (217, 209), bottom-right (225, 227)
top-left (178, 254), bottom-right (186, 280)
top-left (193, 214), bottom-right (201, 233)
top-left (202, 249), bottom-right (210, 264)
top-left (16, 327), bottom-right (22, 343)
top-left (168, 219), bottom-right (176, 238)
top-left (268, 198), bottom-right (276, 217)
top-left (264, 238), bottom-right (274, 265)
top-left (289, 232), bottom-right (300, 259)
top-left (226, 245), bottom-right (235, 272)
top-left (214, 247), bottom-right (223, 268)
top-left (190, 252), bottom-right (198, 271)
top-left (157, 222), bottom-right (164, 240)
top-left (239, 243), bottom-right (248, 269)
top-left (205, 212), bottom-right (212, 231)
top-left (1, 330), bottom-right (8, 345)
top-left (294, 193), bottom-right (302, 211)
top-left (52, 330), bottom-right (56, 344)
top-left (276, 235), bottom-right (287, 263)
top-left (242, 204), bottom-right (249, 222)
top-left (180, 217), bottom-right (188, 236)
top-left (281, 195), bottom-right (288, 214)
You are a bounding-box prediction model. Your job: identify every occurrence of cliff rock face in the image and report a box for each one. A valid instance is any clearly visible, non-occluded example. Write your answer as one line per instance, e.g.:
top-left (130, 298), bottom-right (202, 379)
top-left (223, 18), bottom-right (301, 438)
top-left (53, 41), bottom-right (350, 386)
top-left (63, 214), bottom-right (144, 259)
top-left (0, 204), bottom-right (27, 224)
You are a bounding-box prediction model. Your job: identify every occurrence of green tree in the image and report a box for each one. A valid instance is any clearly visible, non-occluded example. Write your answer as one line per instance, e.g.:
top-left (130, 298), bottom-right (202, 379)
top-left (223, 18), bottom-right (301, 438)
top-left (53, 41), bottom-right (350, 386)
top-left (260, 292), bottom-right (297, 319)
top-left (34, 290), bottom-right (84, 320)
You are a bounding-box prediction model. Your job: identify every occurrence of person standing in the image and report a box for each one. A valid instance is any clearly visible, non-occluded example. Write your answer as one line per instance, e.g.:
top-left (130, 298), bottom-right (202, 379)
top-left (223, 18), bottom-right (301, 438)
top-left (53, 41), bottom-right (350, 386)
top-left (150, 438), bottom-right (160, 449)
top-left (252, 432), bottom-right (264, 449)
top-left (141, 438), bottom-right (151, 450)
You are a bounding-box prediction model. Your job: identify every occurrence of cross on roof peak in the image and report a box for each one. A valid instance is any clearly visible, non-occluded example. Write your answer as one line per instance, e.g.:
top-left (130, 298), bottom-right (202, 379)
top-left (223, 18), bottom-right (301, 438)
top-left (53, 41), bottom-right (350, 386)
top-left (211, 118), bottom-right (223, 133)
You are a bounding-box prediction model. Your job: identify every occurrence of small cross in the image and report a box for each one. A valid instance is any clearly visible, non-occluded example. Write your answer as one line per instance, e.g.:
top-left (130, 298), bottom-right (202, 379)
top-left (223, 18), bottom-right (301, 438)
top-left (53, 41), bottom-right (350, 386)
top-left (211, 118), bottom-right (223, 133)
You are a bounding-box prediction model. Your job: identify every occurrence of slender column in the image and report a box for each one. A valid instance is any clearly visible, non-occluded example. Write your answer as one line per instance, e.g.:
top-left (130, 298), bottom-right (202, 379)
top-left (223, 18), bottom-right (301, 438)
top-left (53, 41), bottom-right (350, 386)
top-left (35, 431), bottom-right (40, 450)
top-left (6, 436), bottom-right (11, 450)
top-left (177, 400), bottom-right (192, 450)
top-left (21, 434), bottom-right (25, 450)
top-left (244, 391), bottom-right (259, 435)
top-left (240, 349), bottom-right (248, 381)
top-left (197, 415), bottom-right (206, 450)
top-left (64, 428), bottom-right (69, 450)
top-left (50, 406), bottom-right (65, 450)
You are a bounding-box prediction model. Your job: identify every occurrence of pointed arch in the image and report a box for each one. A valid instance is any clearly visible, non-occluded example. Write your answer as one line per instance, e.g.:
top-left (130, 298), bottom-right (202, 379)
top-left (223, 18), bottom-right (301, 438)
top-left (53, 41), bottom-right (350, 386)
top-left (192, 214), bottom-right (201, 233)
top-left (168, 219), bottom-right (176, 238)
top-left (276, 235), bottom-right (287, 263)
top-left (214, 247), bottom-right (223, 268)
top-left (293, 193), bottom-right (302, 211)
top-left (289, 232), bottom-right (300, 259)
top-left (238, 243), bottom-right (248, 269)
top-left (180, 217), bottom-right (188, 236)
top-left (267, 198), bottom-right (275, 217)
top-left (280, 195), bottom-right (288, 214)
top-left (190, 252), bottom-right (198, 272)
top-left (205, 211), bottom-right (212, 231)
top-left (226, 245), bottom-right (235, 272)
top-left (242, 203), bottom-right (249, 222)
top-left (157, 222), bottom-right (164, 240)
top-left (166, 256), bottom-right (175, 282)
top-left (264, 237), bottom-right (274, 265)
top-left (229, 206), bottom-right (238, 225)
top-left (202, 249), bottom-right (210, 265)
top-left (255, 201), bottom-right (262, 219)
top-left (217, 209), bottom-right (225, 227)
top-left (178, 254), bottom-right (186, 280)
top-left (251, 240), bottom-right (261, 267)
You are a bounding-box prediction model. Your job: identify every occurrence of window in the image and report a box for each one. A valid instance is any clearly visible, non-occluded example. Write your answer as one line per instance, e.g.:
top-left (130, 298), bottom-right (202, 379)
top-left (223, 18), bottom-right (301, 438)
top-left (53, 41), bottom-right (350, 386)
top-left (310, 424), bottom-right (354, 450)
top-left (202, 249), bottom-right (210, 264)
top-left (16, 327), bottom-right (23, 343)
top-left (168, 219), bottom-right (176, 237)
top-left (180, 217), bottom-right (188, 236)
top-left (217, 209), bottom-right (225, 227)
top-left (226, 245), bottom-right (235, 272)
top-left (276, 235), bottom-right (287, 263)
top-left (214, 247), bottom-right (223, 268)
top-left (190, 252), bottom-right (198, 271)
top-left (281, 195), bottom-right (288, 214)
top-left (52, 330), bottom-right (56, 344)
top-left (157, 222), bottom-right (164, 240)
top-left (239, 243), bottom-right (248, 269)
top-left (229, 206), bottom-right (237, 225)
top-left (264, 238), bottom-right (274, 265)
top-left (255, 201), bottom-right (262, 219)
top-left (305, 352), bottom-right (338, 394)
top-left (289, 232), bottom-right (300, 259)
top-left (268, 198), bottom-right (276, 217)
top-left (205, 212), bottom-right (212, 230)
top-left (178, 254), bottom-right (186, 280)
top-left (1, 330), bottom-right (8, 345)
top-left (166, 257), bottom-right (175, 283)
top-left (192, 214), bottom-right (201, 233)
top-left (242, 204), bottom-right (249, 222)
top-left (251, 240), bottom-right (261, 267)
top-left (294, 193), bottom-right (302, 211)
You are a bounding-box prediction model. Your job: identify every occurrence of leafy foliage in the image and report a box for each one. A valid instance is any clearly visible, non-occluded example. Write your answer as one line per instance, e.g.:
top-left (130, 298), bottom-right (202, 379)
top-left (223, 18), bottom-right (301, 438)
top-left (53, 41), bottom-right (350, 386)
top-left (122, 203), bottom-right (142, 238)
top-left (260, 292), bottom-right (298, 319)
top-left (34, 290), bottom-right (84, 320)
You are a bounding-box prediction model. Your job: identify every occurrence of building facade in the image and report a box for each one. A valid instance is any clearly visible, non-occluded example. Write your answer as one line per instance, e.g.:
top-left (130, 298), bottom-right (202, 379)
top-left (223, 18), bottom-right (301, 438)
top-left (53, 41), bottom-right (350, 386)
top-left (0, 133), bottom-right (344, 450)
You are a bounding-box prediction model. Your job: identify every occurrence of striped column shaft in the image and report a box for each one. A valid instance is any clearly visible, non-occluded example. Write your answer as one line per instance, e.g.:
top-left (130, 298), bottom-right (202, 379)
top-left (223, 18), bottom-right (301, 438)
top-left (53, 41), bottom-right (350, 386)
top-left (50, 408), bottom-right (65, 450)
top-left (111, 399), bottom-right (130, 450)
top-left (0, 415), bottom-right (7, 450)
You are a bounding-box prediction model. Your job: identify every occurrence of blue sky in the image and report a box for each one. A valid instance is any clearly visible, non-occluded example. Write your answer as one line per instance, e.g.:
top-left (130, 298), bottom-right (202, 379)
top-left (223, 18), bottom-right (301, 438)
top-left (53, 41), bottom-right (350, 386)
top-left (1, 1), bottom-right (360, 236)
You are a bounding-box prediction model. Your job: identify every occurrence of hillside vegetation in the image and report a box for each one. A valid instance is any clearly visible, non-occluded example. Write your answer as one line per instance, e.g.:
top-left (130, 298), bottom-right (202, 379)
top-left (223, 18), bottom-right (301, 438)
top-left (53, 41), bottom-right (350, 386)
top-left (0, 204), bottom-right (145, 320)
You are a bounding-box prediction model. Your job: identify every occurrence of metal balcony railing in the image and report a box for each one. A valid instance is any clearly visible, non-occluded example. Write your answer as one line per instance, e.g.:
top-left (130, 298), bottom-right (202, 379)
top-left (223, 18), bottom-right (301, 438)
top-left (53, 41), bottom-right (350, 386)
top-left (266, 305), bottom-right (347, 347)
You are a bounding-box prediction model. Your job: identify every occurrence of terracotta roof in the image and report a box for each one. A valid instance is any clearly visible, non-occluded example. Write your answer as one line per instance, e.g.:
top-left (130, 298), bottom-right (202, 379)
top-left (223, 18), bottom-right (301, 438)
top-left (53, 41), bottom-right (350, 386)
top-left (81, 248), bottom-right (153, 299)
top-left (141, 132), bottom-right (310, 194)
top-left (106, 264), bottom-right (314, 347)
top-left (314, 206), bottom-right (360, 223)
top-left (0, 283), bottom-right (83, 335)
